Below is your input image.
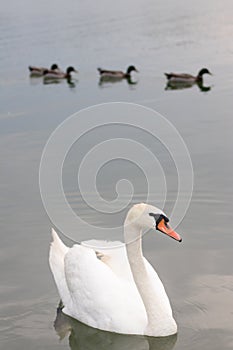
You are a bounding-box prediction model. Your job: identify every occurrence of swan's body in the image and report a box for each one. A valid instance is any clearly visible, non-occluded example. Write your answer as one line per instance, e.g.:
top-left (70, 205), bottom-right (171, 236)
top-left (28, 64), bottom-right (60, 77)
top-left (49, 203), bottom-right (182, 337)
top-left (97, 65), bottom-right (138, 79)
top-left (164, 68), bottom-right (212, 83)
top-left (43, 66), bottom-right (78, 79)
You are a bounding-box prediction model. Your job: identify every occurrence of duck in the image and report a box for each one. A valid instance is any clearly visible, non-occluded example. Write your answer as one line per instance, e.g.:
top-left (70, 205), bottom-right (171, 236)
top-left (43, 66), bottom-right (78, 79)
top-left (28, 64), bottom-right (60, 77)
top-left (97, 65), bottom-right (138, 79)
top-left (164, 68), bottom-right (212, 83)
top-left (49, 203), bottom-right (182, 337)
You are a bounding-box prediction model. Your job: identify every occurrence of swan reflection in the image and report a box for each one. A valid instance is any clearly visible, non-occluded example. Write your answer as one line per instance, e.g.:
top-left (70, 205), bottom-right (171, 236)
top-left (54, 308), bottom-right (177, 350)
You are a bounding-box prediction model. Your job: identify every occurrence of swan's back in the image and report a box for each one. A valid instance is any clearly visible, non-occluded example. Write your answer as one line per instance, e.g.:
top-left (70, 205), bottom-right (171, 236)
top-left (81, 239), bottom-right (135, 281)
top-left (49, 231), bottom-right (147, 334)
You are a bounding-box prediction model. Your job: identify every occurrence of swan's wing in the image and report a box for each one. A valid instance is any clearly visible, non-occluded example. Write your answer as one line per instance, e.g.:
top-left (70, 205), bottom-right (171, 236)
top-left (81, 241), bottom-right (172, 316)
top-left (63, 243), bottom-right (146, 334)
top-left (81, 240), bottom-right (134, 281)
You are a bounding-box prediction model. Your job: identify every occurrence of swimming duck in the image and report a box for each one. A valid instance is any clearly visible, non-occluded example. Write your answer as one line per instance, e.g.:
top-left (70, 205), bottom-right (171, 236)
top-left (97, 65), bottom-right (138, 79)
top-left (43, 66), bottom-right (78, 79)
top-left (164, 68), bottom-right (212, 83)
top-left (28, 64), bottom-right (60, 77)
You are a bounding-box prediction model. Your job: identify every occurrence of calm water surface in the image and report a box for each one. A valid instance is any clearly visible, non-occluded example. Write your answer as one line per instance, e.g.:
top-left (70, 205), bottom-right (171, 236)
top-left (1, 0), bottom-right (233, 349)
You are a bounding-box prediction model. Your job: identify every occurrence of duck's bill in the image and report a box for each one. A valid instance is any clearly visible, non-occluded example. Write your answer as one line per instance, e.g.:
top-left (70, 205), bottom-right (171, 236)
top-left (157, 219), bottom-right (182, 242)
top-left (74, 69), bottom-right (79, 73)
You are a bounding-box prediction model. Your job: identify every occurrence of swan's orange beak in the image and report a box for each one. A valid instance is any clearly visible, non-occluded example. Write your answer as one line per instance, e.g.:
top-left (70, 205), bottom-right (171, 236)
top-left (157, 218), bottom-right (182, 242)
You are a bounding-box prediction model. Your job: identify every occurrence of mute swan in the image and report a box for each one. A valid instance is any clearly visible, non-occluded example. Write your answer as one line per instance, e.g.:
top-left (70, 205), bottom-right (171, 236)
top-left (49, 203), bottom-right (182, 337)
top-left (164, 68), bottom-right (212, 83)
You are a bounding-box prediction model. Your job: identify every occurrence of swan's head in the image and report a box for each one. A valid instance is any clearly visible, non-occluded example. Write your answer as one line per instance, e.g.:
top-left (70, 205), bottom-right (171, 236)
top-left (126, 203), bottom-right (182, 242)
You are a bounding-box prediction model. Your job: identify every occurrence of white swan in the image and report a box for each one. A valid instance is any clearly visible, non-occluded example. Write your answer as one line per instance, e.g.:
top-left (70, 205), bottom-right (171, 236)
top-left (49, 203), bottom-right (182, 337)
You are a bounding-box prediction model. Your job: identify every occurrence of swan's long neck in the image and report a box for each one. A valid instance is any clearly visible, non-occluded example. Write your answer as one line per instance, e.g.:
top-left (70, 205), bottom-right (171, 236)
top-left (124, 222), bottom-right (176, 336)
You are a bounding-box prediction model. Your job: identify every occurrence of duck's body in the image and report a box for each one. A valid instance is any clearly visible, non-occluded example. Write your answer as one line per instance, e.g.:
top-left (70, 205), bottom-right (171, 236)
top-left (28, 64), bottom-right (60, 77)
top-left (165, 68), bottom-right (211, 83)
top-left (49, 203), bottom-right (182, 337)
top-left (43, 66), bottom-right (78, 79)
top-left (98, 65), bottom-right (138, 80)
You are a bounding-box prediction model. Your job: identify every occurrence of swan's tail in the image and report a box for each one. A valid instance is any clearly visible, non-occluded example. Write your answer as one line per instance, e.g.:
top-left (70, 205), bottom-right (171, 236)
top-left (50, 228), bottom-right (69, 258)
top-left (49, 229), bottom-right (70, 306)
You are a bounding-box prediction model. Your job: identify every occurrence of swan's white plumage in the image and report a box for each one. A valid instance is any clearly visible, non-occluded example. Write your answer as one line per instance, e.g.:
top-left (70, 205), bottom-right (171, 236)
top-left (49, 229), bottom-right (70, 308)
top-left (49, 228), bottom-right (176, 336)
top-left (49, 201), bottom-right (179, 336)
top-left (50, 232), bottom-right (147, 334)
top-left (81, 239), bottom-right (135, 280)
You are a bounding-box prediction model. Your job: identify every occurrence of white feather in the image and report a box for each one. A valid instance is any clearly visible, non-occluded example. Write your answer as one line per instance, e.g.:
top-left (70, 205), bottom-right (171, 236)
top-left (49, 203), bottom-right (178, 336)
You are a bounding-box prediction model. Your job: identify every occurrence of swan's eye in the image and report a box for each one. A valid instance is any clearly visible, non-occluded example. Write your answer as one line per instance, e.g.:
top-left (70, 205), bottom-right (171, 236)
top-left (149, 213), bottom-right (161, 223)
top-left (149, 213), bottom-right (170, 230)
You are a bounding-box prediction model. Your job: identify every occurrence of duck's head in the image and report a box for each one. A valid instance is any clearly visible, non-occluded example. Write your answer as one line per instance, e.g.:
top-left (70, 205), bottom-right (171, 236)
top-left (66, 66), bottom-right (78, 74)
top-left (50, 64), bottom-right (59, 70)
top-left (127, 65), bottom-right (139, 74)
top-left (198, 68), bottom-right (212, 77)
top-left (126, 203), bottom-right (182, 242)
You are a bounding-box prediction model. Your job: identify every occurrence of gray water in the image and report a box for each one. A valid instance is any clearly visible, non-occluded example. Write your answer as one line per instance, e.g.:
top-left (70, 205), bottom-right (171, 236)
top-left (1, 0), bottom-right (233, 349)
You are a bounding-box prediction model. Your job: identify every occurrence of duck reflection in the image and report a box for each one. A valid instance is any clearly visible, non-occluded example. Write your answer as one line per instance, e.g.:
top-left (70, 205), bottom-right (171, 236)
top-left (29, 77), bottom-right (43, 86)
top-left (98, 75), bottom-right (138, 87)
top-left (54, 307), bottom-right (177, 350)
top-left (42, 77), bottom-right (77, 88)
top-left (165, 80), bottom-right (211, 92)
